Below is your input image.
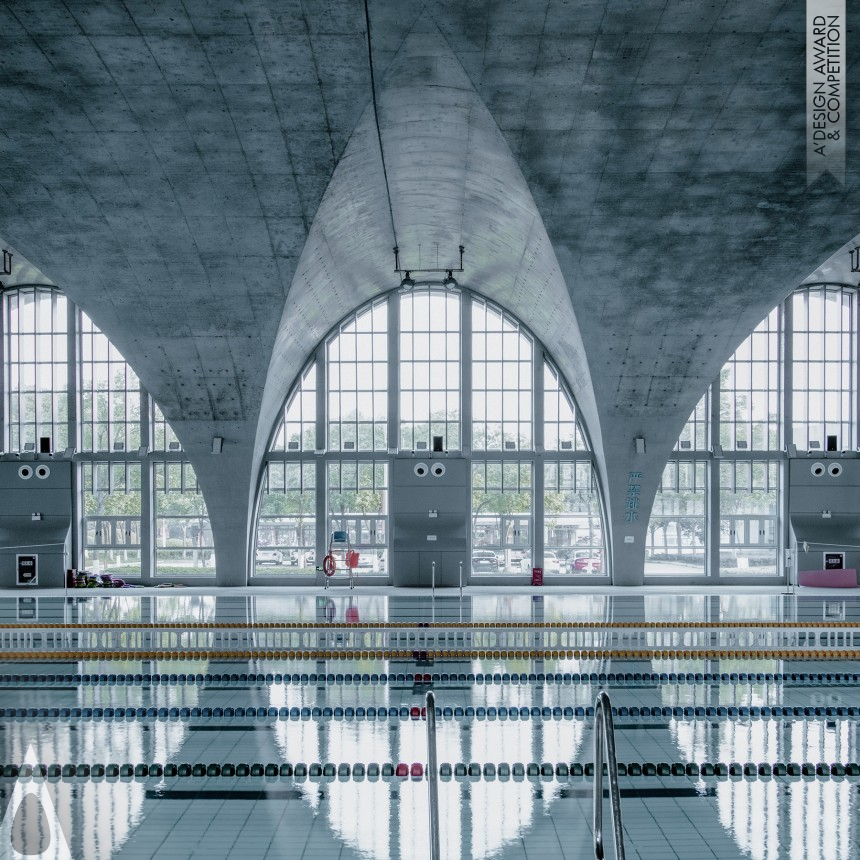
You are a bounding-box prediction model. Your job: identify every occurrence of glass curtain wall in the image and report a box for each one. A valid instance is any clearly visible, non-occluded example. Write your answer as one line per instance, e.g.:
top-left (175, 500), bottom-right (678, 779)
top-left (1, 286), bottom-right (213, 580)
top-left (649, 284), bottom-right (858, 579)
top-left (257, 289), bottom-right (604, 580)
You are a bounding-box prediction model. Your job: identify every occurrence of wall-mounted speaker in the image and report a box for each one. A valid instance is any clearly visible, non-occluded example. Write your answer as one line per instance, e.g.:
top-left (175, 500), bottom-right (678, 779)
top-left (827, 435), bottom-right (838, 452)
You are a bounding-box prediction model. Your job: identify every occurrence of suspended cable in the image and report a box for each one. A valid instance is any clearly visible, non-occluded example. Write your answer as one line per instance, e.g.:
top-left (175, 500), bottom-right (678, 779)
top-left (363, 0), bottom-right (399, 253)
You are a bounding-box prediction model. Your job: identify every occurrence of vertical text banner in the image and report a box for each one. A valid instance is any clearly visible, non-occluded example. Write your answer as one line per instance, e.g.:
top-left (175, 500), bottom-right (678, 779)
top-left (807, 0), bottom-right (846, 185)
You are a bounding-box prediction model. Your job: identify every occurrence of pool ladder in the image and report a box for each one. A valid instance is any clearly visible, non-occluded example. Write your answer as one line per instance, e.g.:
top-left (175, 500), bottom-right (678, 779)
top-left (425, 689), bottom-right (624, 860)
top-left (593, 690), bottom-right (626, 860)
top-left (426, 690), bottom-right (441, 860)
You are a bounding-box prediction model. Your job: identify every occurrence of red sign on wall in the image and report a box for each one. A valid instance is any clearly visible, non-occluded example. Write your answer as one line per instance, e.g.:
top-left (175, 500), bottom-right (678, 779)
top-left (531, 567), bottom-right (543, 586)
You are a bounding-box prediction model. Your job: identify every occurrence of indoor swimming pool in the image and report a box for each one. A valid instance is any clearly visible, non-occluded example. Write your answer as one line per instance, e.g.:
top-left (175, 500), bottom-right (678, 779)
top-left (1, 589), bottom-right (859, 859)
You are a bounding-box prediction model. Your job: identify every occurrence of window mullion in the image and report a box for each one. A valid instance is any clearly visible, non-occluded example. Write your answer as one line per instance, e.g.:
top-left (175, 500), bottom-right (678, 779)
top-left (461, 290), bottom-right (472, 454)
top-left (387, 292), bottom-right (399, 451)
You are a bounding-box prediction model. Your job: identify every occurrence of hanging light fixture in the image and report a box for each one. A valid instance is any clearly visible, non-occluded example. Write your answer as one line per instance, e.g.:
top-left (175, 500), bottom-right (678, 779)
top-left (394, 245), bottom-right (465, 290)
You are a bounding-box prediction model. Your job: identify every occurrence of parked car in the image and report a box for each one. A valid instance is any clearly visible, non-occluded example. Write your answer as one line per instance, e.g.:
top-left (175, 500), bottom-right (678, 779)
top-left (542, 551), bottom-right (560, 573)
top-left (572, 553), bottom-right (602, 572)
top-left (289, 549), bottom-right (315, 566)
top-left (520, 552), bottom-right (560, 573)
top-left (255, 548), bottom-right (283, 566)
top-left (472, 550), bottom-right (499, 573)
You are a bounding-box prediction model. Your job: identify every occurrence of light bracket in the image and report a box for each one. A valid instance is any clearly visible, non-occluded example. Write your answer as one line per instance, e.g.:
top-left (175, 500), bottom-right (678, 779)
top-left (395, 245), bottom-right (465, 290)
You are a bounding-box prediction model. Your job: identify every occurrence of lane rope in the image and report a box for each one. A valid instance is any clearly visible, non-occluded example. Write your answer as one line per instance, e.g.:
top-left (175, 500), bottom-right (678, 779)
top-left (1, 648), bottom-right (859, 661)
top-left (0, 703), bottom-right (855, 724)
top-left (2, 670), bottom-right (855, 686)
top-left (0, 759), bottom-right (856, 782)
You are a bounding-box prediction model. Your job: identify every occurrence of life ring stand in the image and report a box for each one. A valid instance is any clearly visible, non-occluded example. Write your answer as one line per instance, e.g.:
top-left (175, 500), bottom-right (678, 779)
top-left (323, 553), bottom-right (337, 577)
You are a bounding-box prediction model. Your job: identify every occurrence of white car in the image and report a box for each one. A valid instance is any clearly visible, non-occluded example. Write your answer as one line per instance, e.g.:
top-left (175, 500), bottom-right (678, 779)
top-left (519, 552), bottom-right (560, 573)
top-left (542, 552), bottom-right (560, 573)
top-left (255, 549), bottom-right (283, 566)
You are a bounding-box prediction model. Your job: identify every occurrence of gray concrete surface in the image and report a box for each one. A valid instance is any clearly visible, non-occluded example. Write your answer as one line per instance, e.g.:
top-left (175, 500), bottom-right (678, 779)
top-left (0, 0), bottom-right (856, 583)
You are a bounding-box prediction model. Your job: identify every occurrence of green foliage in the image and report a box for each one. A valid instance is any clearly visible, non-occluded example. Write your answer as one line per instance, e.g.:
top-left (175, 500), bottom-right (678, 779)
top-left (329, 490), bottom-right (383, 516)
top-left (471, 490), bottom-right (531, 517)
top-left (260, 491), bottom-right (316, 516)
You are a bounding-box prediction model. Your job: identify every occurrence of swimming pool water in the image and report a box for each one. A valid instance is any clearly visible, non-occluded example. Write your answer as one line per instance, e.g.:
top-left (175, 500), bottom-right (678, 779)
top-left (1, 589), bottom-right (858, 860)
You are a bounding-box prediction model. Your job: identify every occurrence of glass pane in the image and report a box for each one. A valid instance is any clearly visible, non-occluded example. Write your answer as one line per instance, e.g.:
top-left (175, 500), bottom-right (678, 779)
top-left (399, 291), bottom-right (460, 451)
top-left (472, 298), bottom-right (534, 451)
top-left (155, 461), bottom-right (215, 575)
top-left (645, 461), bottom-right (707, 576)
top-left (718, 308), bottom-right (782, 451)
top-left (544, 462), bottom-right (605, 575)
top-left (327, 301), bottom-right (387, 451)
top-left (472, 459), bottom-right (532, 574)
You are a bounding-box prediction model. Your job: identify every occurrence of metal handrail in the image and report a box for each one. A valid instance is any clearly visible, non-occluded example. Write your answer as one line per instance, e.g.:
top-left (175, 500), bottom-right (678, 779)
top-left (593, 690), bottom-right (626, 860)
top-left (426, 690), bottom-right (441, 860)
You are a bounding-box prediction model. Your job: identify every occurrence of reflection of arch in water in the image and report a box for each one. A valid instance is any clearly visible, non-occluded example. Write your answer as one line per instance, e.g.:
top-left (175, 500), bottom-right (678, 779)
top-left (0, 747), bottom-right (73, 860)
top-left (2, 715), bottom-right (190, 860)
top-left (267, 667), bottom-right (590, 859)
top-left (670, 705), bottom-right (858, 860)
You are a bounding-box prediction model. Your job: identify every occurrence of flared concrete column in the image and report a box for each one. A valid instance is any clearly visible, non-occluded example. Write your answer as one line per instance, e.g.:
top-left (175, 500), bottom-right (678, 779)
top-left (180, 427), bottom-right (256, 587)
top-left (597, 417), bottom-right (683, 586)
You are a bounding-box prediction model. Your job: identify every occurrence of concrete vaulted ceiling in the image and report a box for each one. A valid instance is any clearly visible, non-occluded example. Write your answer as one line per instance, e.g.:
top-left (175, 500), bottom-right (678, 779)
top-left (257, 14), bottom-right (597, 467)
top-left (0, 0), bottom-right (857, 582)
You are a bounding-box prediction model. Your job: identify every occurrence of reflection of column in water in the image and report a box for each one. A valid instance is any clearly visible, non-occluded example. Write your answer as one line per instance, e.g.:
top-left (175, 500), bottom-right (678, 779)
top-left (468, 708), bottom-right (538, 857)
top-left (328, 685), bottom-right (388, 857)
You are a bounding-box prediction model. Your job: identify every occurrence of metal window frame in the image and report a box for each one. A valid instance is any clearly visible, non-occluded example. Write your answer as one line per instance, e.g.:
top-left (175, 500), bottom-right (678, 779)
top-left (254, 287), bottom-right (609, 585)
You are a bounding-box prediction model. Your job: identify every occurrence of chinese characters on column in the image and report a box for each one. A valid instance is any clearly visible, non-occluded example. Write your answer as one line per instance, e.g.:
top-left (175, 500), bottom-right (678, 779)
top-left (625, 472), bottom-right (642, 522)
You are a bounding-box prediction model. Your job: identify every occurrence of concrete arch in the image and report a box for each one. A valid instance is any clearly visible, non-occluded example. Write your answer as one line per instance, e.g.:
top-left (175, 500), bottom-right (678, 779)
top-left (254, 19), bottom-right (600, 579)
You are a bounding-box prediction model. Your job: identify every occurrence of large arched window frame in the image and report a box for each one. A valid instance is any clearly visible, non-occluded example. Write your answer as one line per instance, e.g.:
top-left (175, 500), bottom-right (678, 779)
top-left (1, 285), bottom-right (213, 582)
top-left (649, 284), bottom-right (859, 583)
top-left (255, 288), bottom-right (608, 582)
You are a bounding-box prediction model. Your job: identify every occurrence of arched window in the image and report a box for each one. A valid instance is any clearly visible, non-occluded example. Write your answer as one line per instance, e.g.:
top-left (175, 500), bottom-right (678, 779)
top-left (256, 289), bottom-right (606, 581)
top-left (652, 283), bottom-right (858, 581)
top-left (1, 286), bottom-right (212, 580)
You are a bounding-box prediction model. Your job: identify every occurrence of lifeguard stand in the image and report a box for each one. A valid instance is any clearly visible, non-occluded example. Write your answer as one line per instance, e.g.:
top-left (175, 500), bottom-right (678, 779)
top-left (323, 530), bottom-right (359, 589)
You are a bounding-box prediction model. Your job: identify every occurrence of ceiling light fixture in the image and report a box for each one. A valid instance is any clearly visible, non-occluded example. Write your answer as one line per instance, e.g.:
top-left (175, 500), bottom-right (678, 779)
top-left (363, 0), bottom-right (465, 295)
top-left (394, 245), bottom-right (465, 291)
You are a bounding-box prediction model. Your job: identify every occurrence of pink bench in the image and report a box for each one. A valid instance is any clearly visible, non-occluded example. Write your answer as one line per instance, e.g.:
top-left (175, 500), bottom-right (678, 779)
top-left (798, 568), bottom-right (858, 588)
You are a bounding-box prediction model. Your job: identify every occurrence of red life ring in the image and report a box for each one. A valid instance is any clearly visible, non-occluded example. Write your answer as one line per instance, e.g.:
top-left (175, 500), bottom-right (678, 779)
top-left (323, 554), bottom-right (337, 577)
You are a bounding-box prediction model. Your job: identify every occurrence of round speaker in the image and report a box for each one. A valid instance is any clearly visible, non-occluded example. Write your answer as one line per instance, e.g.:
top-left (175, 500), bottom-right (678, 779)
top-left (828, 462), bottom-right (843, 477)
top-left (35, 465), bottom-right (51, 479)
top-left (414, 463), bottom-right (428, 477)
top-left (18, 465), bottom-right (33, 480)
top-left (431, 463), bottom-right (446, 477)
top-left (811, 462), bottom-right (825, 477)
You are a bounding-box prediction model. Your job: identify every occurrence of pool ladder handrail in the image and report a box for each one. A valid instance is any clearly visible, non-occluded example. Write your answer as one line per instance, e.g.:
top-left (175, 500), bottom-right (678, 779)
top-left (593, 690), bottom-right (626, 860)
top-left (426, 690), bottom-right (441, 860)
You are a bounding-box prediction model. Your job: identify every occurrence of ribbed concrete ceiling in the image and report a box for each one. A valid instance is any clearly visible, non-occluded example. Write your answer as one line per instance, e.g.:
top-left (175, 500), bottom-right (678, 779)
top-left (0, 0), bottom-right (857, 581)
